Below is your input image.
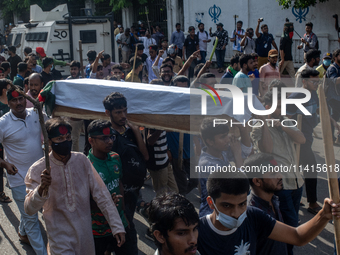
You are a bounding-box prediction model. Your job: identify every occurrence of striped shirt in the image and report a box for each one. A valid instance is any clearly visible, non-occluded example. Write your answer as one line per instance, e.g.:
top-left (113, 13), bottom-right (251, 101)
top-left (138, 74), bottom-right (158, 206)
top-left (153, 131), bottom-right (169, 169)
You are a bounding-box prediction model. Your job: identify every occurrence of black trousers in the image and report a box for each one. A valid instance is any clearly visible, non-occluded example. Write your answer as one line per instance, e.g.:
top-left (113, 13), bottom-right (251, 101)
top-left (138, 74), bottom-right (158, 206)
top-left (94, 226), bottom-right (135, 255)
top-left (300, 139), bottom-right (318, 203)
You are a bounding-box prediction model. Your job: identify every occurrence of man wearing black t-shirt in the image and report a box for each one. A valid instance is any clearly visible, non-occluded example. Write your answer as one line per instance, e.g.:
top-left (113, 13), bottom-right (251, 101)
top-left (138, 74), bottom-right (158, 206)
top-left (279, 22), bottom-right (295, 79)
top-left (183, 26), bottom-right (199, 79)
top-left (197, 171), bottom-right (340, 255)
top-left (41, 57), bottom-right (54, 87)
top-left (7, 46), bottom-right (22, 80)
top-left (103, 92), bottom-right (149, 255)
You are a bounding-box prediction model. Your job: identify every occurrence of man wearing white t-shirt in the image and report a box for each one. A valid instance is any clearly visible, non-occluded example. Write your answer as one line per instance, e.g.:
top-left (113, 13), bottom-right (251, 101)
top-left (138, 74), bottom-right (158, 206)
top-left (197, 23), bottom-right (211, 63)
top-left (0, 86), bottom-right (48, 254)
top-left (133, 29), bottom-right (156, 58)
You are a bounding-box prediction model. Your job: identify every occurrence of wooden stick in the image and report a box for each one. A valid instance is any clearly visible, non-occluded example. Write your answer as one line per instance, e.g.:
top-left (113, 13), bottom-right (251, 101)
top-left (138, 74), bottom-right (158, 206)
top-left (9, 85), bottom-right (50, 196)
top-left (145, 7), bottom-right (151, 35)
top-left (131, 45), bottom-right (138, 82)
top-left (319, 78), bottom-right (340, 255)
top-left (296, 114), bottom-right (302, 167)
top-left (79, 40), bottom-right (85, 78)
top-left (178, 132), bottom-right (184, 171)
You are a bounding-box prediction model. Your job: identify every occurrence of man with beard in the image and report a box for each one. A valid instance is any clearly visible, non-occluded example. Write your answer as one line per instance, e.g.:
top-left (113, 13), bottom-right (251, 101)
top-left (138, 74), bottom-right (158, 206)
top-left (24, 117), bottom-right (125, 254)
top-left (0, 86), bottom-right (47, 254)
top-left (279, 22), bottom-right (295, 79)
top-left (103, 92), bottom-right (149, 254)
top-left (220, 54), bottom-right (240, 84)
top-left (232, 54), bottom-right (254, 93)
top-left (149, 193), bottom-right (200, 255)
top-left (246, 153), bottom-right (288, 255)
top-left (295, 49), bottom-right (320, 88)
top-left (28, 53), bottom-right (42, 73)
top-left (159, 64), bottom-right (174, 86)
top-left (251, 90), bottom-right (305, 255)
top-left (26, 73), bottom-right (43, 108)
top-left (259, 49), bottom-right (280, 97)
top-left (209, 23), bottom-right (228, 73)
top-left (66, 60), bottom-right (81, 79)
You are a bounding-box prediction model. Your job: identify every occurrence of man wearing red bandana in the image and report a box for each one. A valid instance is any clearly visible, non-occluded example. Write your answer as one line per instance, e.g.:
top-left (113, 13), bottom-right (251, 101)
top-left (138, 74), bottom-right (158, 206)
top-left (24, 117), bottom-right (125, 255)
top-left (0, 85), bottom-right (48, 254)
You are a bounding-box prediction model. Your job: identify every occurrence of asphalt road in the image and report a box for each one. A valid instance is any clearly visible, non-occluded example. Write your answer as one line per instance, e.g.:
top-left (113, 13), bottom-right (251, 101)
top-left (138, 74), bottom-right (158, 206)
top-left (0, 122), bottom-right (339, 255)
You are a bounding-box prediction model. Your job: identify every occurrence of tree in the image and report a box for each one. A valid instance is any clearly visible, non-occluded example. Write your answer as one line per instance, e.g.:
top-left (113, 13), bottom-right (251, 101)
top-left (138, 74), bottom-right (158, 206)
top-left (93, 0), bottom-right (148, 12)
top-left (277, 0), bottom-right (330, 9)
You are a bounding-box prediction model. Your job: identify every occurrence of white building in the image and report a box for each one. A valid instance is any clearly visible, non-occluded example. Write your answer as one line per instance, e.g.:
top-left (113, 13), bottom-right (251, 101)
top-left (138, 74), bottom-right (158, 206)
top-left (122, 0), bottom-right (340, 67)
top-left (179, 0), bottom-right (340, 66)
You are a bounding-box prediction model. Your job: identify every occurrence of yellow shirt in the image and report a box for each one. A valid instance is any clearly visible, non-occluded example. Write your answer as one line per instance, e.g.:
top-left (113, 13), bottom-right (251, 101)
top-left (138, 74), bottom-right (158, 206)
top-left (316, 64), bottom-right (326, 79)
top-left (125, 71), bottom-right (140, 83)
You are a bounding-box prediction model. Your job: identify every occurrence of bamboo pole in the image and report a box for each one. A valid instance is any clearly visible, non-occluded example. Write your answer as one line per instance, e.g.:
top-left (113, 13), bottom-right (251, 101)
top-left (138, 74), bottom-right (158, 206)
top-left (178, 132), bottom-right (184, 170)
top-left (319, 78), bottom-right (340, 255)
top-left (79, 40), bottom-right (85, 78)
top-left (131, 45), bottom-right (138, 82)
top-left (10, 84), bottom-right (50, 196)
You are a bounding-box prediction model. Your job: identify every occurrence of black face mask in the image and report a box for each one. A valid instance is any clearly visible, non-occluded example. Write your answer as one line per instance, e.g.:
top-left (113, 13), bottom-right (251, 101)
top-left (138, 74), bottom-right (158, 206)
top-left (51, 140), bottom-right (72, 156)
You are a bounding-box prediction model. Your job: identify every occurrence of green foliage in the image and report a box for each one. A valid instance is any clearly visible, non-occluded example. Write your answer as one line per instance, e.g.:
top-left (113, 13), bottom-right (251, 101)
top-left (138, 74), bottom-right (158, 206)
top-left (93, 0), bottom-right (148, 12)
top-left (277, 0), bottom-right (330, 9)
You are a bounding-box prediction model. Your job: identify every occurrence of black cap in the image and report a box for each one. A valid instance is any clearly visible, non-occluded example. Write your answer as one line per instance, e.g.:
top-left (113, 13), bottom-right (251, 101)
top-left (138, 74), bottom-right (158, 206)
top-left (216, 23), bottom-right (223, 27)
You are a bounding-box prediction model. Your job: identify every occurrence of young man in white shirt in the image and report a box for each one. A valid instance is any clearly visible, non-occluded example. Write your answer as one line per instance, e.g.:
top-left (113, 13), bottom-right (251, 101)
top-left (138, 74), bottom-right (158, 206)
top-left (197, 23), bottom-right (211, 64)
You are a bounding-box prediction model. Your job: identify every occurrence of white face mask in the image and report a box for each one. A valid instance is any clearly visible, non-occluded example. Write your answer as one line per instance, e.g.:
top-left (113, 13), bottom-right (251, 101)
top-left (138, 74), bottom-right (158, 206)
top-left (211, 199), bottom-right (247, 229)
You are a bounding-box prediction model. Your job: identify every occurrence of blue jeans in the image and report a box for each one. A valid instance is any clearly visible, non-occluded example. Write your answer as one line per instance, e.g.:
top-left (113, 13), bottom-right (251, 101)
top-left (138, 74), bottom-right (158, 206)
top-left (11, 185), bottom-right (47, 255)
top-left (275, 186), bottom-right (303, 255)
top-left (215, 49), bottom-right (225, 68)
top-left (200, 51), bottom-right (207, 64)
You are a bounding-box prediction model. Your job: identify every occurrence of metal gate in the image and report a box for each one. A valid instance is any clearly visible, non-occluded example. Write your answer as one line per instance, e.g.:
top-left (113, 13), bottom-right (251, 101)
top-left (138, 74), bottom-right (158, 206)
top-left (134, 0), bottom-right (168, 40)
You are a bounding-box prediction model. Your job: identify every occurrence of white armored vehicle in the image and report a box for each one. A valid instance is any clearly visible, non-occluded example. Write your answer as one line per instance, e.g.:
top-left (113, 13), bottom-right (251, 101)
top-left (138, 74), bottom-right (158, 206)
top-left (8, 4), bottom-right (116, 77)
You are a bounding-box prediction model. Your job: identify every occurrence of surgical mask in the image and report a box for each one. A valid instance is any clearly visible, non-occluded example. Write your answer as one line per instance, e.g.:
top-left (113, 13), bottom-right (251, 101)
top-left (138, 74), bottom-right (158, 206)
top-left (211, 199), bottom-right (247, 229)
top-left (323, 59), bottom-right (331, 66)
top-left (51, 140), bottom-right (72, 156)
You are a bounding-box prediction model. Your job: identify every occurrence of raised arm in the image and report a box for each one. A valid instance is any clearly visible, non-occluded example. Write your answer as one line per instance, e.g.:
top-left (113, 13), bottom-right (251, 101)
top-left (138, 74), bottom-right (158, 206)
top-left (178, 50), bottom-right (200, 76)
top-left (268, 198), bottom-right (340, 246)
top-left (255, 19), bottom-right (261, 38)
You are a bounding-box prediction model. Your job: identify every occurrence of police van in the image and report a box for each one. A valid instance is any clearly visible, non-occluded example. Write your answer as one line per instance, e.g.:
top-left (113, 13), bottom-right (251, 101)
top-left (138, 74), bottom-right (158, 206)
top-left (8, 4), bottom-right (116, 77)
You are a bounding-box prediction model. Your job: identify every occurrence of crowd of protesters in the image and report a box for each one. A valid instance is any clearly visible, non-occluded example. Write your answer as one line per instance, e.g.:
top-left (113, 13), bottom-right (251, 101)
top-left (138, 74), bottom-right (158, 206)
top-left (1, 17), bottom-right (340, 255)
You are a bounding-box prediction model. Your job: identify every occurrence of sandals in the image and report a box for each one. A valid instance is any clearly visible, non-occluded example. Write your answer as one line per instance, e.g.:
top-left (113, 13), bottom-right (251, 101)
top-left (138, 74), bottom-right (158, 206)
top-left (307, 206), bottom-right (322, 215)
top-left (0, 192), bottom-right (12, 203)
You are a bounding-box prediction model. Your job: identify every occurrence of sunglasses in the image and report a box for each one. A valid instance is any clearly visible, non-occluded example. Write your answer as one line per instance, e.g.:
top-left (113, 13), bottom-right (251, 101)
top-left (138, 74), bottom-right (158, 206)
top-left (92, 135), bottom-right (116, 143)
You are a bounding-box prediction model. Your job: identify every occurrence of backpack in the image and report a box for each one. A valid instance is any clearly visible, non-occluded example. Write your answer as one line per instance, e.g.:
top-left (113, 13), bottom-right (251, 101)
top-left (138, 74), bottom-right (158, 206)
top-left (197, 31), bottom-right (209, 39)
top-left (305, 32), bottom-right (319, 50)
top-left (111, 129), bottom-right (147, 189)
